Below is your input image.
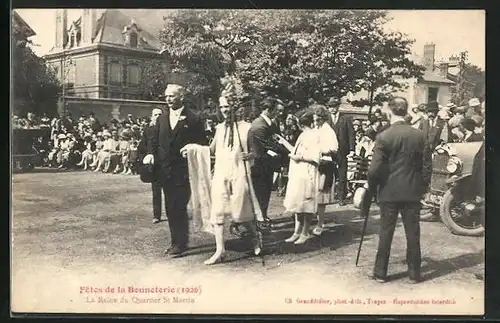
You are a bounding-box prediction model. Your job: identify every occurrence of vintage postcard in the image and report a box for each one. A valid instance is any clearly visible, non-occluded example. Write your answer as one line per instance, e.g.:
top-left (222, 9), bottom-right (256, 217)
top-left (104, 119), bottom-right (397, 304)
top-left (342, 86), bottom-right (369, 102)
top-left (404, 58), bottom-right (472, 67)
top-left (11, 8), bottom-right (485, 315)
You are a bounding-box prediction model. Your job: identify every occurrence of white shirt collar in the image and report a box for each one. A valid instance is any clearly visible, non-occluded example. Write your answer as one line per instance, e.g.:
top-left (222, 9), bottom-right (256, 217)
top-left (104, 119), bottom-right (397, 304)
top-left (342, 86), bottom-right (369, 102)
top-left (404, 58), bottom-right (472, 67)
top-left (261, 113), bottom-right (272, 126)
top-left (170, 107), bottom-right (184, 116)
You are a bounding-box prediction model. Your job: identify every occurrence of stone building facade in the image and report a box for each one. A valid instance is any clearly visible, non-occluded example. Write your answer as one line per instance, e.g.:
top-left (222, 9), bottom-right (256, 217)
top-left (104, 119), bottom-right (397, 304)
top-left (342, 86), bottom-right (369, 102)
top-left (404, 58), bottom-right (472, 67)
top-left (346, 43), bottom-right (455, 110)
top-left (44, 9), bottom-right (180, 101)
top-left (42, 9), bottom-right (195, 119)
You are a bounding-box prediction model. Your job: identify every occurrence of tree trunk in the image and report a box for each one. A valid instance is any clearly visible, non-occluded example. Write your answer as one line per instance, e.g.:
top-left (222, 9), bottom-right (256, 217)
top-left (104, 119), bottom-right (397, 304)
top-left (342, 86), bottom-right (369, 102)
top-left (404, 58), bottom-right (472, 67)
top-left (367, 85), bottom-right (375, 118)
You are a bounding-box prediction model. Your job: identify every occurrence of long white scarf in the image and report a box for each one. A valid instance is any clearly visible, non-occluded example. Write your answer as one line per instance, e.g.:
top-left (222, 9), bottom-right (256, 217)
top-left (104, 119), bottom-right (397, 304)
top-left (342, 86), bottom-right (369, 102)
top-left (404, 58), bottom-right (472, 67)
top-left (186, 145), bottom-right (214, 235)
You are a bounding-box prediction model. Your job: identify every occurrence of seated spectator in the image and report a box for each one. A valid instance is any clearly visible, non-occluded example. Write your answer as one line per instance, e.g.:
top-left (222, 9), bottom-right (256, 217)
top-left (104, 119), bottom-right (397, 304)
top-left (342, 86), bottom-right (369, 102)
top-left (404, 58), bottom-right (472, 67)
top-left (93, 130), bottom-right (112, 172)
top-left (77, 134), bottom-right (97, 170)
top-left (25, 112), bottom-right (38, 128)
top-left (48, 133), bottom-right (64, 168)
top-left (128, 140), bottom-right (139, 175)
top-left (56, 134), bottom-right (73, 169)
top-left (106, 130), bottom-right (121, 173)
top-left (114, 131), bottom-right (131, 174)
top-left (40, 114), bottom-right (51, 128)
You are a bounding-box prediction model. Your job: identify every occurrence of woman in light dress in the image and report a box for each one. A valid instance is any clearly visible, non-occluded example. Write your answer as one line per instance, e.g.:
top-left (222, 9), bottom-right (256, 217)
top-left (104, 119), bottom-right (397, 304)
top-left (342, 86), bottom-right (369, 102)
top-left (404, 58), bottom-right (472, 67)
top-left (282, 110), bottom-right (322, 244)
top-left (181, 96), bottom-right (263, 265)
top-left (312, 105), bottom-right (339, 236)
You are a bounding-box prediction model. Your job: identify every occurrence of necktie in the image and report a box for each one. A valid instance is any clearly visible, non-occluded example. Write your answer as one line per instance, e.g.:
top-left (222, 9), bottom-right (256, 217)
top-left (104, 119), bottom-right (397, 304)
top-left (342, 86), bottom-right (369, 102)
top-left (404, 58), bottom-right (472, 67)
top-left (223, 121), bottom-right (234, 149)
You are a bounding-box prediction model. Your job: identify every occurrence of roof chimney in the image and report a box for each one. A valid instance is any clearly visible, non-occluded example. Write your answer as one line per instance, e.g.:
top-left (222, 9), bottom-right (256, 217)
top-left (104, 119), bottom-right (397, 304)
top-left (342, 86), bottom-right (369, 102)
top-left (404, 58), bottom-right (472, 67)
top-left (55, 9), bottom-right (68, 49)
top-left (438, 62), bottom-right (449, 78)
top-left (81, 9), bottom-right (96, 44)
top-left (423, 43), bottom-right (435, 71)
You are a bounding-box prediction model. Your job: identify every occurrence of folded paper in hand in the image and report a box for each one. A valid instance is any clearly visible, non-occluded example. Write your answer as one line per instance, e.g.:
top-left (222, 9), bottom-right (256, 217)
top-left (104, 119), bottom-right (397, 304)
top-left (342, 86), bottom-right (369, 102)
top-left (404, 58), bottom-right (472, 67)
top-left (275, 134), bottom-right (294, 152)
top-left (320, 156), bottom-right (333, 162)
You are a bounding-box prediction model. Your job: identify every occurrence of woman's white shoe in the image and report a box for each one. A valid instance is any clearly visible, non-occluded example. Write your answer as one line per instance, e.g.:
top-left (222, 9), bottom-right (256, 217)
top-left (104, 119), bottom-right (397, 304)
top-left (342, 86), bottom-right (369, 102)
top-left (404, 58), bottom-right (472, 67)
top-left (294, 234), bottom-right (311, 245)
top-left (204, 251), bottom-right (226, 265)
top-left (312, 226), bottom-right (324, 236)
top-left (285, 233), bottom-right (301, 243)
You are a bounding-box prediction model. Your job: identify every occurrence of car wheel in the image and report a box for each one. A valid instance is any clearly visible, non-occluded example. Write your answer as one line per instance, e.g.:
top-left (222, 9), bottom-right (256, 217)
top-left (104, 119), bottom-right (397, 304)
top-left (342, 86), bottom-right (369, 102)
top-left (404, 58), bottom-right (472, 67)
top-left (440, 187), bottom-right (484, 237)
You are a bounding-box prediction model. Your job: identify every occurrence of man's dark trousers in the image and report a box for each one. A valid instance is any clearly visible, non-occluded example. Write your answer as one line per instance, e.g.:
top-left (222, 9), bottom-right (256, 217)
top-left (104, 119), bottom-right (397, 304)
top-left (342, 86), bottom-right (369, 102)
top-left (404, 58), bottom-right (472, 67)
top-left (162, 178), bottom-right (191, 250)
top-left (152, 180), bottom-right (163, 221)
top-left (251, 166), bottom-right (274, 219)
top-left (374, 201), bottom-right (422, 279)
top-left (336, 154), bottom-right (348, 200)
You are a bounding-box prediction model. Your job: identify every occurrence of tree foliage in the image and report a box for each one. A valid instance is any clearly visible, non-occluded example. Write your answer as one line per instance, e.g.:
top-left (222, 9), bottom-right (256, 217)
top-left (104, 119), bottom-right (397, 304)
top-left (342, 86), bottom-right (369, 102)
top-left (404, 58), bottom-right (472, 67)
top-left (12, 39), bottom-right (61, 117)
top-left (449, 52), bottom-right (485, 106)
top-left (158, 9), bottom-right (425, 113)
top-left (138, 60), bottom-right (168, 101)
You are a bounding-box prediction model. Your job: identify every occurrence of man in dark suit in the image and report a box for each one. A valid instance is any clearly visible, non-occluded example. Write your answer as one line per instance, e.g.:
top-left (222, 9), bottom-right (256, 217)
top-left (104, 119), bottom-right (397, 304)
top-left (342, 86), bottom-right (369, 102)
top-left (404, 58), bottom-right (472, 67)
top-left (425, 101), bottom-right (451, 150)
top-left (367, 97), bottom-right (432, 284)
top-left (248, 97), bottom-right (288, 223)
top-left (138, 108), bottom-right (164, 224)
top-left (143, 84), bottom-right (206, 257)
top-left (326, 98), bottom-right (356, 205)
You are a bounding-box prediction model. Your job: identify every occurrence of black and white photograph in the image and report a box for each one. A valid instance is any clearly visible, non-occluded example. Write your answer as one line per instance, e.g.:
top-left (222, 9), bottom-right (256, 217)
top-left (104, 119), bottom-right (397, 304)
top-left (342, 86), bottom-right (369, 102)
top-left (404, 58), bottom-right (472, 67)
top-left (11, 8), bottom-right (485, 315)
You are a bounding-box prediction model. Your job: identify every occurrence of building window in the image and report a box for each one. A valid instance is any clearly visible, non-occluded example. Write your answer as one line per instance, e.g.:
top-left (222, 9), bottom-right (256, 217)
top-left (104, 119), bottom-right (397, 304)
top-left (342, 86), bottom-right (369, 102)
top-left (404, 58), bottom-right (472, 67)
top-left (428, 87), bottom-right (439, 102)
top-left (110, 62), bottom-right (122, 83)
top-left (130, 32), bottom-right (138, 48)
top-left (127, 64), bottom-right (140, 85)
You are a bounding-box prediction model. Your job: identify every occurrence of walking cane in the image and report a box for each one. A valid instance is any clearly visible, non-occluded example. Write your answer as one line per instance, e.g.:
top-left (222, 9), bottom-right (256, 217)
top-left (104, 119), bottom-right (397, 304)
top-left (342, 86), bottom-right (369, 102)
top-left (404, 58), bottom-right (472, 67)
top-left (355, 185), bottom-right (375, 267)
top-left (232, 106), bottom-right (266, 266)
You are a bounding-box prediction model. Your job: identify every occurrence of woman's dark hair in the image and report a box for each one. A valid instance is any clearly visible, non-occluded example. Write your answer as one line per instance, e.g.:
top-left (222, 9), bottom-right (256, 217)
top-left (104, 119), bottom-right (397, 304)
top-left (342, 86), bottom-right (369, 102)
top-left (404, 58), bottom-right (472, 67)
top-left (297, 109), bottom-right (314, 127)
top-left (260, 97), bottom-right (278, 113)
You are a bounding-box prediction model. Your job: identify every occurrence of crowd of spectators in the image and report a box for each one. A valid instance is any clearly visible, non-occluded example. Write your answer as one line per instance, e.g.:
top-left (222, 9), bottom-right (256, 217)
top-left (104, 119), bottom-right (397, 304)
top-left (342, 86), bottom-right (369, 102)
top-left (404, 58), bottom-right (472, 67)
top-left (11, 97), bottom-right (484, 179)
top-left (12, 111), bottom-right (151, 173)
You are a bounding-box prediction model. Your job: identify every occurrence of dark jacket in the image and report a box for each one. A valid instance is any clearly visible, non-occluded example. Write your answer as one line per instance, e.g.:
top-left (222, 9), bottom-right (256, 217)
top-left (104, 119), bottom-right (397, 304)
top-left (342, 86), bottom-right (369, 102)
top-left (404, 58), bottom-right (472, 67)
top-left (463, 132), bottom-right (483, 143)
top-left (147, 108), bottom-right (206, 183)
top-left (138, 124), bottom-right (155, 161)
top-left (368, 121), bottom-right (432, 203)
top-left (248, 116), bottom-right (288, 174)
top-left (327, 113), bottom-right (355, 156)
top-left (422, 117), bottom-right (452, 149)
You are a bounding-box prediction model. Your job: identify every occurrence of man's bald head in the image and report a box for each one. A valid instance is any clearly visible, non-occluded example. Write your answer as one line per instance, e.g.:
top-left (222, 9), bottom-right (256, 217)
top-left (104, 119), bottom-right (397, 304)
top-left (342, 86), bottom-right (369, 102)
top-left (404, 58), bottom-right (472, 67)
top-left (164, 84), bottom-right (185, 110)
top-left (387, 97), bottom-right (408, 117)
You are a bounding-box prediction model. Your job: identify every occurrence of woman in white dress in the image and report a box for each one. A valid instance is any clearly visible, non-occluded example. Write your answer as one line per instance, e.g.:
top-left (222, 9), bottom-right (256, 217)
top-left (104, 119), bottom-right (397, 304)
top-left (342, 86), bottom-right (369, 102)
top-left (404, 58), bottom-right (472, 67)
top-left (282, 110), bottom-right (322, 244)
top-left (312, 105), bottom-right (339, 236)
top-left (181, 96), bottom-right (263, 265)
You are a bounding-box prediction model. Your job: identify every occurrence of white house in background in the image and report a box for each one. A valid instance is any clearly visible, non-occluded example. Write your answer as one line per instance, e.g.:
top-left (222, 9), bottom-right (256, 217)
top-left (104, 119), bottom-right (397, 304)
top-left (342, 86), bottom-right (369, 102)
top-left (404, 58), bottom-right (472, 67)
top-left (343, 43), bottom-right (455, 113)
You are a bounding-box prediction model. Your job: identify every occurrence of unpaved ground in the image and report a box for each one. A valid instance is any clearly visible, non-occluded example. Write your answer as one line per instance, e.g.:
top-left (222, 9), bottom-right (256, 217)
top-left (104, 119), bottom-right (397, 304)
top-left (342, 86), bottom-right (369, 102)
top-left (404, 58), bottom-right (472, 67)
top-left (11, 169), bottom-right (484, 315)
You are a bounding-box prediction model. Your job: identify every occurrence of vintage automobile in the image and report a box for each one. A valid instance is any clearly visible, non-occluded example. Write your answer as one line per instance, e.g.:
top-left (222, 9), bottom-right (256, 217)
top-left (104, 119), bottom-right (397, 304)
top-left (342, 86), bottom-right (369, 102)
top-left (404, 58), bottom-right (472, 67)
top-left (421, 141), bottom-right (484, 236)
top-left (12, 128), bottom-right (51, 172)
